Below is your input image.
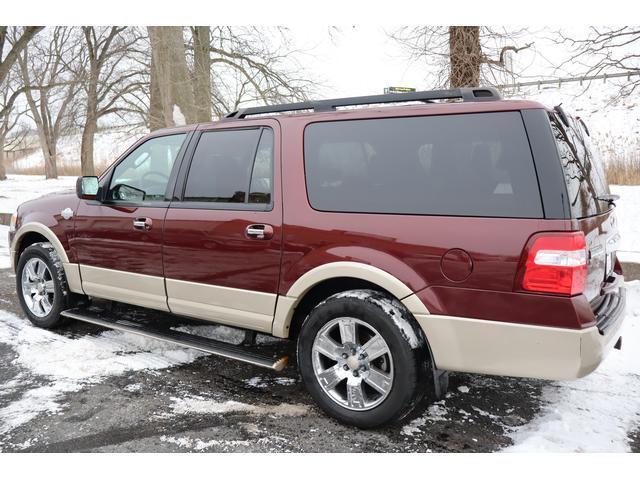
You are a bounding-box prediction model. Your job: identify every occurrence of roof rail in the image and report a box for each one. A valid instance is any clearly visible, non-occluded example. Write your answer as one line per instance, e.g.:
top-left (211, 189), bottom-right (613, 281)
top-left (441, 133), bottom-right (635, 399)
top-left (224, 87), bottom-right (501, 119)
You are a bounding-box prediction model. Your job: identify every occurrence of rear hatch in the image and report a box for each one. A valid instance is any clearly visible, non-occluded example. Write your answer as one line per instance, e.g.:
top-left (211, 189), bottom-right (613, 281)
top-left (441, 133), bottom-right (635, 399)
top-left (549, 109), bottom-right (624, 329)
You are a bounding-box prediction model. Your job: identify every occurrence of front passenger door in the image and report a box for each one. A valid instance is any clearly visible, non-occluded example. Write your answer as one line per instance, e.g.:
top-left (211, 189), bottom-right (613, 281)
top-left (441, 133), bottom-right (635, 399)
top-left (73, 132), bottom-right (188, 311)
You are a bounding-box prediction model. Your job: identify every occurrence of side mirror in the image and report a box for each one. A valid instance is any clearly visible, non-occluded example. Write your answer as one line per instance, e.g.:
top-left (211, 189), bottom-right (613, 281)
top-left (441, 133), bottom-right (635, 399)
top-left (76, 176), bottom-right (100, 200)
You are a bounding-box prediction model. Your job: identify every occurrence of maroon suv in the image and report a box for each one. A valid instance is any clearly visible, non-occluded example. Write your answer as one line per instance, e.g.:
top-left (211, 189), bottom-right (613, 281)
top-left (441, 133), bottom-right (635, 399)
top-left (8, 87), bottom-right (625, 427)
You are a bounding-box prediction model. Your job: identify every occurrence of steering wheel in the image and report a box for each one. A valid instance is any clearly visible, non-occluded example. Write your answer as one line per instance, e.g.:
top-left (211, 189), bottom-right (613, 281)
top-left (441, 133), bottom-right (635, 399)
top-left (141, 171), bottom-right (169, 184)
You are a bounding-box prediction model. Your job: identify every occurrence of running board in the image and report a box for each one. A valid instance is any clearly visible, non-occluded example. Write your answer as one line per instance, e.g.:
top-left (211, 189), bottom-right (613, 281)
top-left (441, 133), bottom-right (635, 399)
top-left (61, 308), bottom-right (288, 371)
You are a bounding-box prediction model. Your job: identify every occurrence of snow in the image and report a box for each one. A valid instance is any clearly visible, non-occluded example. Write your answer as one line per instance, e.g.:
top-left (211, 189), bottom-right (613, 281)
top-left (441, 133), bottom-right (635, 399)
top-left (506, 82), bottom-right (640, 164)
top-left (9, 129), bottom-right (142, 174)
top-left (169, 395), bottom-right (309, 417)
top-left (172, 105), bottom-right (186, 126)
top-left (611, 185), bottom-right (640, 263)
top-left (244, 376), bottom-right (297, 388)
top-left (0, 225), bottom-right (9, 269)
top-left (505, 280), bottom-right (640, 452)
top-left (0, 308), bottom-right (232, 435)
top-left (0, 175), bottom-right (76, 215)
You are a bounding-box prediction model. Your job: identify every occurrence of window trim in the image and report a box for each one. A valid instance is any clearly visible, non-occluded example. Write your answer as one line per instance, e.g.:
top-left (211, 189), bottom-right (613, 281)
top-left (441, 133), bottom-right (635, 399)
top-left (171, 126), bottom-right (275, 212)
top-left (302, 112), bottom-right (545, 219)
top-left (96, 131), bottom-right (193, 209)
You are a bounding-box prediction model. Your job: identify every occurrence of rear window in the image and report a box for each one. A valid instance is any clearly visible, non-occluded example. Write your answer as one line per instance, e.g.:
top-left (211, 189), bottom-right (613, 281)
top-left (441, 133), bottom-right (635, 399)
top-left (549, 114), bottom-right (610, 219)
top-left (303, 112), bottom-right (543, 218)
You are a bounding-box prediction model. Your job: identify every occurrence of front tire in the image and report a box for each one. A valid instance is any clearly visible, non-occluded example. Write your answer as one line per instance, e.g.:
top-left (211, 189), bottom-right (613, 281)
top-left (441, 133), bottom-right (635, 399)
top-left (297, 289), bottom-right (431, 428)
top-left (16, 242), bottom-right (70, 329)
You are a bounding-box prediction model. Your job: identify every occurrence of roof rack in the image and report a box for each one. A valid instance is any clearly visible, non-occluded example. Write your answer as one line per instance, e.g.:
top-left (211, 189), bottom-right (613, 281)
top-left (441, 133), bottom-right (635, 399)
top-left (224, 87), bottom-right (502, 119)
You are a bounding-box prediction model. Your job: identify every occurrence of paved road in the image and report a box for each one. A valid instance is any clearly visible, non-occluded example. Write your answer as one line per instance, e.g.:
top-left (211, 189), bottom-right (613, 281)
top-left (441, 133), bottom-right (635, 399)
top-left (0, 265), bottom-right (638, 452)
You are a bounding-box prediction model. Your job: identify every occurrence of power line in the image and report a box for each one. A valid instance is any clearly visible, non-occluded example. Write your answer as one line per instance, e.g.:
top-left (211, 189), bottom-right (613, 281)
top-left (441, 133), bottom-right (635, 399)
top-left (496, 70), bottom-right (640, 90)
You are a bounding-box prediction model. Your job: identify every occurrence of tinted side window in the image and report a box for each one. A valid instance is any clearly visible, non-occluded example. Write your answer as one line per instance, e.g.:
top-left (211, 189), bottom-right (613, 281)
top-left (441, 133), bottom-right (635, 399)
top-left (109, 134), bottom-right (186, 202)
top-left (550, 115), bottom-right (609, 218)
top-left (304, 112), bottom-right (543, 218)
top-left (249, 129), bottom-right (274, 204)
top-left (184, 128), bottom-right (273, 204)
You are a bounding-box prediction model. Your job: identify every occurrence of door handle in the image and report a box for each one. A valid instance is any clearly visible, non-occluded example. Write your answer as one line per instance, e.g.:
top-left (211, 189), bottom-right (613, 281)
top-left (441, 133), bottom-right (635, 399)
top-left (245, 224), bottom-right (274, 240)
top-left (133, 217), bottom-right (152, 231)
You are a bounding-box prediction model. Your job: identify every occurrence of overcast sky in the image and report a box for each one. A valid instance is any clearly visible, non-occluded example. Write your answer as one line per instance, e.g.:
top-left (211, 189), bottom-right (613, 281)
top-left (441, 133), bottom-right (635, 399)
top-left (288, 26), bottom-right (588, 98)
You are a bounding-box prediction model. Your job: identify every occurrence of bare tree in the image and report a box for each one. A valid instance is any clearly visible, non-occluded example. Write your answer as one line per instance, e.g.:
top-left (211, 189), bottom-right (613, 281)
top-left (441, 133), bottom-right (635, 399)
top-left (391, 26), bottom-right (533, 88)
top-left (556, 26), bottom-right (640, 96)
top-left (147, 26), bottom-right (314, 129)
top-left (205, 26), bottom-right (313, 116)
top-left (0, 26), bottom-right (43, 120)
top-left (0, 26), bottom-right (43, 87)
top-left (76, 26), bottom-right (146, 176)
top-left (0, 68), bottom-right (30, 180)
top-left (17, 27), bottom-right (81, 179)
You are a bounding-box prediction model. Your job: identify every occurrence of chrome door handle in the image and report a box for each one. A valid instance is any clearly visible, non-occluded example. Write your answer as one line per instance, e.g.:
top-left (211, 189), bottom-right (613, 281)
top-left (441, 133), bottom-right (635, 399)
top-left (245, 224), bottom-right (274, 240)
top-left (133, 217), bottom-right (152, 230)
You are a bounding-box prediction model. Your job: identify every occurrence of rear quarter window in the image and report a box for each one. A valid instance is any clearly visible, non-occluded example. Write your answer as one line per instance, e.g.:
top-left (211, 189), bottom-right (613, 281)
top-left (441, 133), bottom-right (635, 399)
top-left (303, 112), bottom-right (543, 218)
top-left (549, 114), bottom-right (610, 219)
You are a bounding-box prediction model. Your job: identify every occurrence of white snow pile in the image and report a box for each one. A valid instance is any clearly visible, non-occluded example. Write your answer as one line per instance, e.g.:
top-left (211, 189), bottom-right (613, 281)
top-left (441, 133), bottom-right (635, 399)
top-left (506, 280), bottom-right (640, 452)
top-left (611, 185), bottom-right (640, 263)
top-left (0, 308), bottom-right (237, 436)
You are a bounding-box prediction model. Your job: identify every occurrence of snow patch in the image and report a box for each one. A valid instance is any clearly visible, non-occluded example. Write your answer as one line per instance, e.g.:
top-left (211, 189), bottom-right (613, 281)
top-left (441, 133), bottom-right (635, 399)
top-left (0, 225), bottom-right (9, 269)
top-left (457, 385), bottom-right (470, 394)
top-left (244, 376), bottom-right (297, 388)
top-left (401, 401), bottom-right (449, 436)
top-left (0, 308), bottom-right (222, 434)
top-left (169, 395), bottom-right (309, 417)
top-left (172, 105), bottom-right (186, 126)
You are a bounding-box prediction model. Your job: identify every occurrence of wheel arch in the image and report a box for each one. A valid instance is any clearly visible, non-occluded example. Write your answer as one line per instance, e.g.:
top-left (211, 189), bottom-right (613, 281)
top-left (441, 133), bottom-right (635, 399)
top-left (272, 261), bottom-right (430, 339)
top-left (11, 222), bottom-right (71, 271)
top-left (11, 222), bottom-right (84, 294)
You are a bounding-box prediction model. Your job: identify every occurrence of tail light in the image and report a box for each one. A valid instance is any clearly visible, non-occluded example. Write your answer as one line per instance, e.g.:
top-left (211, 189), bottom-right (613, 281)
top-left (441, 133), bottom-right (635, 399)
top-left (518, 232), bottom-right (588, 296)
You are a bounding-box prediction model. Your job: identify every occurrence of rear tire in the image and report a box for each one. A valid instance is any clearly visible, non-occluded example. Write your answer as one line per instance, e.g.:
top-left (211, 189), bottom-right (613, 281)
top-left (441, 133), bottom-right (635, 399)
top-left (16, 242), bottom-right (71, 329)
top-left (297, 289), bottom-right (432, 428)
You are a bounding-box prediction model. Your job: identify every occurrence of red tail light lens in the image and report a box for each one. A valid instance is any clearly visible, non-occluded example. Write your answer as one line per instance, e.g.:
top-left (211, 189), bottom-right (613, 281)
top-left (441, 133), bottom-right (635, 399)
top-left (520, 232), bottom-right (588, 296)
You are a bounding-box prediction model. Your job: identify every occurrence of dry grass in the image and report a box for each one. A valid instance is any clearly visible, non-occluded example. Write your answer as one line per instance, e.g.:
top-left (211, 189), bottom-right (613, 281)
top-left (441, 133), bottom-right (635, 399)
top-left (605, 158), bottom-right (640, 185)
top-left (5, 159), bottom-right (111, 177)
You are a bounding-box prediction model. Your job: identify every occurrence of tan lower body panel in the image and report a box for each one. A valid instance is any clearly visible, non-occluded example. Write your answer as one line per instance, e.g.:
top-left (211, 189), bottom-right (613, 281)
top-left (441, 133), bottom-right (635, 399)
top-left (415, 314), bottom-right (620, 380)
top-left (165, 278), bottom-right (276, 333)
top-left (80, 265), bottom-right (169, 311)
top-left (63, 263), bottom-right (84, 294)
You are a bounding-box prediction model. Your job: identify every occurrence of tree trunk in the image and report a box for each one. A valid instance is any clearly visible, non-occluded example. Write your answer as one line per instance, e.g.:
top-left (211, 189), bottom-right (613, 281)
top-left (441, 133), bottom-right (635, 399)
top-left (81, 74), bottom-right (98, 176)
top-left (80, 116), bottom-right (97, 176)
top-left (147, 26), bottom-right (196, 129)
top-left (39, 131), bottom-right (58, 179)
top-left (0, 145), bottom-right (7, 181)
top-left (449, 26), bottom-right (481, 88)
top-left (192, 26), bottom-right (212, 123)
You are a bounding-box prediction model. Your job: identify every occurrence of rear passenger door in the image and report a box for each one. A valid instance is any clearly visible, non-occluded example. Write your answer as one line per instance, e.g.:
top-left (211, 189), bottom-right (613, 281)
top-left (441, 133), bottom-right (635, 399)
top-left (163, 120), bottom-right (282, 332)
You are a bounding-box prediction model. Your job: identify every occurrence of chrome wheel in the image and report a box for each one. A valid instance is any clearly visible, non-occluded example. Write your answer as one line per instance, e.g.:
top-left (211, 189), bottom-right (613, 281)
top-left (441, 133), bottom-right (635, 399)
top-left (311, 317), bottom-right (394, 411)
top-left (21, 258), bottom-right (55, 318)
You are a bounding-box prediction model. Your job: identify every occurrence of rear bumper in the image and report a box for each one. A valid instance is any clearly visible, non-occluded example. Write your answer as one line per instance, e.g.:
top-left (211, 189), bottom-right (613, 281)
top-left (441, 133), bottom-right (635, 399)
top-left (413, 286), bottom-right (626, 380)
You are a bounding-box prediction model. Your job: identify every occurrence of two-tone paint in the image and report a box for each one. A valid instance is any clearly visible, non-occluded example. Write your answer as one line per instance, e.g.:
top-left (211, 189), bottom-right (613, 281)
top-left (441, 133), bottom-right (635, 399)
top-left (9, 98), bottom-right (625, 381)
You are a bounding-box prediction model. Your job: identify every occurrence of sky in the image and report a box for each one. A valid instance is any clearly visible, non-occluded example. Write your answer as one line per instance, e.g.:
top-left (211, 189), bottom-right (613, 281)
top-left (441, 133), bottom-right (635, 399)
top-left (287, 26), bottom-right (578, 99)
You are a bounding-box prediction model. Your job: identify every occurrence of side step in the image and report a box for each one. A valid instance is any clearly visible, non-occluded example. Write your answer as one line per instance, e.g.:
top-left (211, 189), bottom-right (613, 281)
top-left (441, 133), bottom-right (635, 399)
top-left (61, 308), bottom-right (288, 371)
